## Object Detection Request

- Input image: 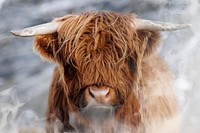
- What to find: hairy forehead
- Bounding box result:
[56,12,138,65]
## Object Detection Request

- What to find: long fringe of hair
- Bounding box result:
[55,12,143,74]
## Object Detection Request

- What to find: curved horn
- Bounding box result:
[135,19,191,31]
[11,22,62,37]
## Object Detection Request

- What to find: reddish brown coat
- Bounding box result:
[34,11,179,133]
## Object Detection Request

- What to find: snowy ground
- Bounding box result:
[0,0,199,133]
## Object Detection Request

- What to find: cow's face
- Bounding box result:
[34,12,160,120]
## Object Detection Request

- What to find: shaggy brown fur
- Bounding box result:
[34,11,179,133]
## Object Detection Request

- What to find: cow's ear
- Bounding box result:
[34,33,58,61]
[137,30,160,57]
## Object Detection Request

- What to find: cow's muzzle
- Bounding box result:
[74,85,117,121]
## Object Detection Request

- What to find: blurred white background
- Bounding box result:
[0,0,199,133]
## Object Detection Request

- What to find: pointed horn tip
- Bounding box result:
[179,23,192,28]
[10,30,34,37]
[10,30,21,36]
[168,23,192,31]
[185,23,192,28]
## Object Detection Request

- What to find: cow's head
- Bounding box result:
[11,11,190,122]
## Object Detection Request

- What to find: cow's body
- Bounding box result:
[11,11,188,133]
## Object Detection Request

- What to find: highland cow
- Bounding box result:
[11,11,190,133]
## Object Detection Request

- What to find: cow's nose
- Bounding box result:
[88,86,110,100]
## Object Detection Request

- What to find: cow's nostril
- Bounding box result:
[89,86,110,98]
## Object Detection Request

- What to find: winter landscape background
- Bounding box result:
[0,0,199,133]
